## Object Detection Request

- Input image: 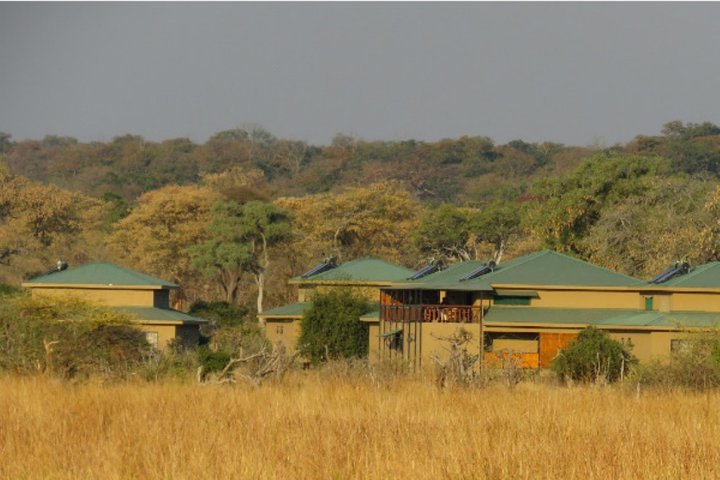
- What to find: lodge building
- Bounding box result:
[22,263,206,349]
[265,250,720,368]
[371,250,720,367]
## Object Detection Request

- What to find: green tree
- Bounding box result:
[415,204,473,263]
[237,201,292,313]
[189,200,291,312]
[468,201,522,263]
[108,185,219,303]
[551,327,637,383]
[523,153,669,253]
[297,288,370,364]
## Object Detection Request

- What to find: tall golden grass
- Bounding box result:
[1,372,719,479]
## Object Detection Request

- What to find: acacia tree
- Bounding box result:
[108,185,219,303]
[189,200,291,313]
[523,153,669,253]
[0,162,106,280]
[189,202,255,304]
[415,204,473,263]
[276,181,422,265]
[415,202,522,265]
[468,201,521,263]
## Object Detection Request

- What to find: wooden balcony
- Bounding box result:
[381,304,481,324]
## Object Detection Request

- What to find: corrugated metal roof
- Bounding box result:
[485,306,720,328]
[290,258,414,283]
[390,251,643,291]
[257,302,311,318]
[360,309,379,321]
[118,306,206,324]
[24,263,178,288]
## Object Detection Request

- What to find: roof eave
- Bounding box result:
[22,282,177,290]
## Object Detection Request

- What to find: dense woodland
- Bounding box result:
[2,120,720,314]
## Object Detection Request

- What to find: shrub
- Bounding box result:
[0,283,21,297]
[0,295,149,378]
[189,300,248,329]
[298,288,371,364]
[634,330,720,390]
[196,346,233,373]
[189,300,259,350]
[551,327,637,383]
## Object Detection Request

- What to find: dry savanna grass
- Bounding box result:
[1,373,719,479]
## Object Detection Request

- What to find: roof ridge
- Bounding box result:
[486,250,547,275]
[25,261,177,287]
[547,251,642,282]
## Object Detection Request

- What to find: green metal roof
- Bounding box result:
[24,263,178,288]
[391,251,642,291]
[257,302,311,318]
[360,309,380,321]
[485,306,720,328]
[290,258,414,283]
[118,307,206,324]
[649,262,720,289]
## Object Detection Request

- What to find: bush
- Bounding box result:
[189,300,248,329]
[0,283,21,297]
[551,327,637,384]
[0,295,149,379]
[298,288,371,364]
[634,330,720,390]
[196,346,233,373]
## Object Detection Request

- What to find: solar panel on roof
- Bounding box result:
[408,263,439,280]
[300,258,337,279]
[649,262,690,284]
[460,261,496,281]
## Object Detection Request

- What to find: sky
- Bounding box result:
[1,3,719,147]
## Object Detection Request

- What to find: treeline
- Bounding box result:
[2,121,720,205]
[2,121,720,312]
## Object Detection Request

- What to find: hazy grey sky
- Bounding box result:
[1,3,719,146]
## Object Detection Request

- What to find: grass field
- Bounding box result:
[1,373,719,479]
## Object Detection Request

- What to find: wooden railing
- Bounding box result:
[381,304,481,323]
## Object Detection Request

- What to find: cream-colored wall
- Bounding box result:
[30,287,155,307]
[138,324,177,350]
[516,290,643,309]
[422,323,482,365]
[368,324,380,362]
[492,338,538,353]
[264,318,302,352]
[670,292,720,312]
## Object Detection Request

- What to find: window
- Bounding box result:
[644,296,654,311]
[671,339,690,354]
[145,331,159,348]
[275,325,284,335]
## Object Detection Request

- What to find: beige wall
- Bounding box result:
[377,321,483,366]
[138,324,177,350]
[264,318,302,352]
[608,331,688,363]
[490,288,720,314]
[670,292,720,312]
[368,323,380,362]
[491,338,538,353]
[507,290,643,309]
[30,287,156,307]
